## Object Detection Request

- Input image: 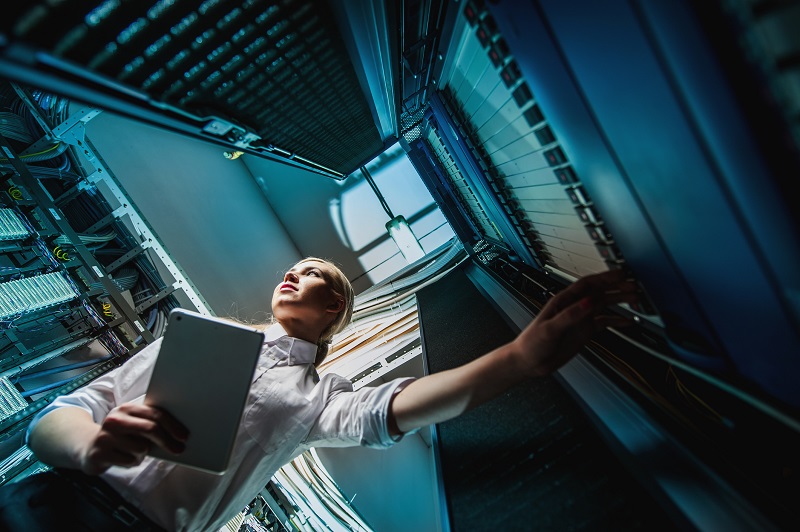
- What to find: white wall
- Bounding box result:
[242,156,376,293]
[83,111,302,320]
[315,431,441,532]
[315,356,443,532]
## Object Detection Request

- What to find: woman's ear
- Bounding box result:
[327,298,345,314]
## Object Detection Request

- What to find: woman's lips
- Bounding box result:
[279,283,297,292]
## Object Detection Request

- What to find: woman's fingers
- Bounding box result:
[118,403,189,442]
[539,269,638,322]
[83,404,189,474]
[82,432,152,475]
[102,404,188,455]
[91,433,150,465]
[514,270,642,376]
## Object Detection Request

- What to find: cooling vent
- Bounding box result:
[2,0,385,175]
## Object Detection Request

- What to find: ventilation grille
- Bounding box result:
[401,104,427,143]
[440,2,623,278]
[0,377,27,421]
[0,209,29,241]
[5,0,384,175]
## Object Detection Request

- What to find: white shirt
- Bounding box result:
[27,324,414,531]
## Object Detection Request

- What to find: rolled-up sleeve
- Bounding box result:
[25,338,164,443]
[305,375,416,449]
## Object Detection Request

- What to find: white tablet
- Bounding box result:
[144,308,264,474]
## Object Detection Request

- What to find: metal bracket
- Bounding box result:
[105,243,148,274]
[135,282,179,314]
[201,119,261,149]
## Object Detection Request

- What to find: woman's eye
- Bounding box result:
[308,271,320,277]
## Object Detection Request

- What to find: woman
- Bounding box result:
[9,257,637,531]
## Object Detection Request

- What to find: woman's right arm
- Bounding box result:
[26,338,187,475]
[29,404,187,475]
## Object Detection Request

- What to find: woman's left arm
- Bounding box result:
[389,269,639,435]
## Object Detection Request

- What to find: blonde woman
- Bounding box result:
[7,257,637,531]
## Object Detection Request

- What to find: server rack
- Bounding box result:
[0,80,210,486]
[400,0,800,530]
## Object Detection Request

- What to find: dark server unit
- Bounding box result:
[1,1,799,530]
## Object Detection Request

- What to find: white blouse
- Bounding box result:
[27,323,414,531]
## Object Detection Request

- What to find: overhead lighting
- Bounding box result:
[386,215,425,263]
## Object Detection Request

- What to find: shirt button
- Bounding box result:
[158,462,165,470]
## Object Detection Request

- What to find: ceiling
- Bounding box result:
[1,0,456,179]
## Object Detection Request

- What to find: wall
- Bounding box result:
[315,356,442,532]
[82,110,302,320]
[241,155,375,292]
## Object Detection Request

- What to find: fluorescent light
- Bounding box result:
[386,215,425,263]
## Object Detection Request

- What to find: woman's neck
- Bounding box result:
[276,318,322,344]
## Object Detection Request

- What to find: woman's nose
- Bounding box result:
[284,271,298,283]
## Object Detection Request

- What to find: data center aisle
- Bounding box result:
[417,264,677,531]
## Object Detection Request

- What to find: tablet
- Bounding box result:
[144,308,264,474]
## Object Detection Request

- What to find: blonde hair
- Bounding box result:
[225,257,354,366]
[298,257,354,365]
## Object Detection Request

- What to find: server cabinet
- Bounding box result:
[402,1,800,529]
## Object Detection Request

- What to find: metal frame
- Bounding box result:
[427,93,538,265]
[0,132,153,345]
[0,51,345,180]
[12,84,212,317]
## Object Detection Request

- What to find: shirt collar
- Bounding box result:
[263,323,317,366]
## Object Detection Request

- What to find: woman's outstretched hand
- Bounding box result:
[390,269,640,435]
[80,403,189,475]
[512,268,639,377]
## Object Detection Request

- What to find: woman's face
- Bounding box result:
[271,260,342,326]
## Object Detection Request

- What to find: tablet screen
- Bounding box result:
[144,309,264,474]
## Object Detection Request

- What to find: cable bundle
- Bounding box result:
[0,112,34,144]
[319,239,465,377]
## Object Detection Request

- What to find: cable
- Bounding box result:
[606,326,800,434]
[0,142,65,162]
[53,230,118,247]
[20,376,76,398]
[3,164,80,181]
[359,166,394,219]
[13,354,114,383]
[0,112,34,143]
[134,306,159,344]
[666,366,725,423]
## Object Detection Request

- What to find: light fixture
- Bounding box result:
[386,215,425,263]
[360,166,426,264]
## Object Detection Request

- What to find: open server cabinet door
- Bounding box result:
[405,0,800,530]
[0,0,398,179]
